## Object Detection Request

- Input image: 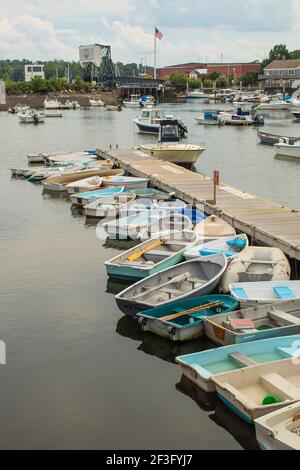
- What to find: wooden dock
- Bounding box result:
[97,148,300,263]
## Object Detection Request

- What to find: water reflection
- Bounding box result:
[176,376,260,450]
[116,315,215,365]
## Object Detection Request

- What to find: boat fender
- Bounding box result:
[167,326,177,336]
[138,317,147,327]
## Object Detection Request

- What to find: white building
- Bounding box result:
[25,64,45,82]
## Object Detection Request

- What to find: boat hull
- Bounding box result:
[275,145,300,158]
[134,122,159,135]
[138,295,237,343]
[137,145,205,166]
[176,336,298,393]
[115,255,228,317]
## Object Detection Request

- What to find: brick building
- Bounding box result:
[149,62,260,80]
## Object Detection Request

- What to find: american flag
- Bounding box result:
[155,27,163,40]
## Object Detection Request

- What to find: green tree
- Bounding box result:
[187,77,201,89]
[168,73,188,89]
[216,75,229,88]
[241,71,259,86]
[202,79,213,88]
[260,44,290,71]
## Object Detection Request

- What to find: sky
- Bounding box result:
[0,0,300,66]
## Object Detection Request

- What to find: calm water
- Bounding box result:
[0,102,299,450]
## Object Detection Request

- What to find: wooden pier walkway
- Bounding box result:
[98,148,300,262]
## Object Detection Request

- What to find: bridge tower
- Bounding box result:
[79,44,115,89]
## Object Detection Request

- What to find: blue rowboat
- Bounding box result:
[69,186,124,205]
[136,294,237,342]
[176,336,300,394]
[175,208,206,225]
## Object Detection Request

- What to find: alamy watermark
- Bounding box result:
[0,80,6,105]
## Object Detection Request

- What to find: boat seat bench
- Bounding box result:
[228,353,258,367]
[269,310,300,326]
[260,373,300,400]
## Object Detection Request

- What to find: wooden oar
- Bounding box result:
[128,239,165,262]
[131,272,191,301]
[161,302,223,322]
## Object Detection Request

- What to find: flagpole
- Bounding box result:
[154,26,157,79]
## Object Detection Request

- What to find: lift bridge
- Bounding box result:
[79,44,164,92]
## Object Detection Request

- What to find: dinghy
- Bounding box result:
[184,234,249,261]
[66,176,103,194]
[257,130,299,146]
[151,199,187,212]
[102,176,149,190]
[137,295,237,342]
[212,359,300,424]
[127,188,173,200]
[43,169,123,192]
[221,247,291,293]
[70,186,124,206]
[102,210,166,240]
[229,281,300,308]
[126,198,154,215]
[274,140,300,159]
[194,215,236,239]
[175,208,205,226]
[139,214,193,241]
[115,255,228,317]
[27,150,71,164]
[105,231,199,281]
[255,402,300,450]
[84,193,136,219]
[176,336,299,394]
[204,299,300,346]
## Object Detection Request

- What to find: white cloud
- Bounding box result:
[0,1,299,64]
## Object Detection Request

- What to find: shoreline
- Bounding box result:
[0,91,118,111]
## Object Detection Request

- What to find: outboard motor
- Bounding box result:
[72,103,76,110]
[33,113,39,124]
[178,120,188,138]
[253,113,264,127]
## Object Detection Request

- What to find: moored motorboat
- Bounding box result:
[105,231,199,280]
[187,90,210,100]
[89,99,105,107]
[195,112,219,125]
[255,402,300,450]
[194,215,236,239]
[44,95,60,109]
[123,95,141,108]
[229,281,300,308]
[134,108,187,136]
[115,255,228,317]
[212,359,300,424]
[43,169,122,192]
[176,336,299,393]
[18,109,44,124]
[221,247,291,293]
[204,299,300,346]
[84,193,136,219]
[137,294,237,342]
[137,119,202,169]
[184,234,249,261]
